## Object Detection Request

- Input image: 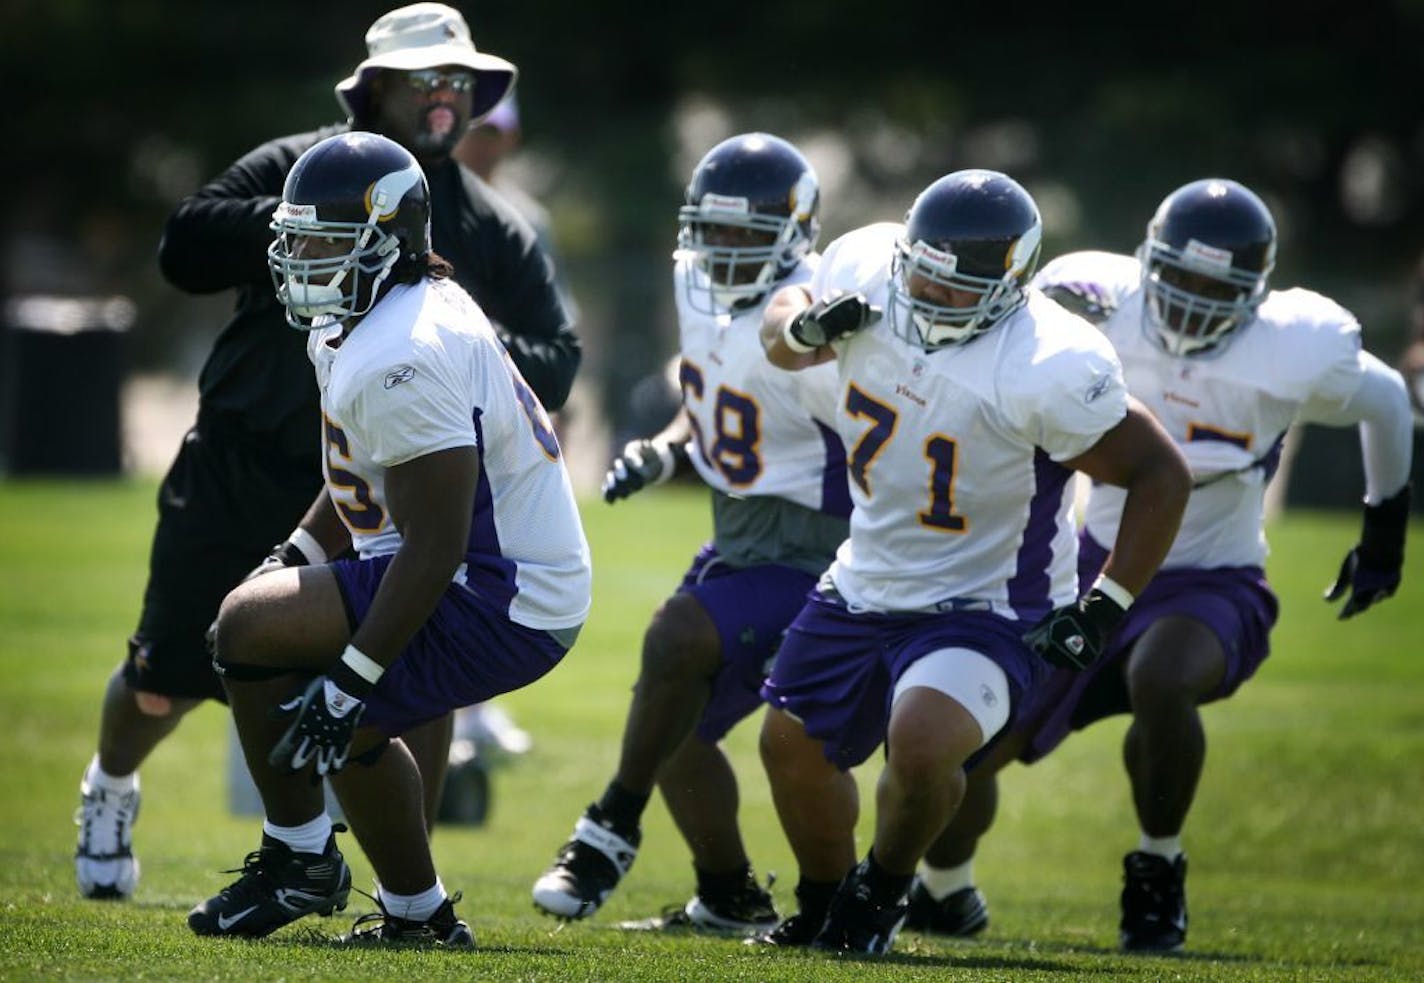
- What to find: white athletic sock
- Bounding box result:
[378,879,446,922]
[85,754,137,794]
[1138,833,1183,861]
[263,814,333,855]
[916,859,974,900]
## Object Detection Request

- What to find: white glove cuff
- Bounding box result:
[649,441,678,485]
[781,312,818,353]
[1092,573,1135,610]
[339,644,384,685]
[287,527,328,566]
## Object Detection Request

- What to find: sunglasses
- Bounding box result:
[404,68,476,93]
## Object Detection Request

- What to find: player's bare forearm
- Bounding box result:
[1067,401,1191,596]
[297,490,352,562]
[650,407,695,449]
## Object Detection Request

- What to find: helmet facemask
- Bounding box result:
[676,186,814,315]
[268,160,424,330]
[1140,235,1272,357]
[888,228,1041,350]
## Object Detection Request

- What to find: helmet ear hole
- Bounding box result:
[268,132,432,329]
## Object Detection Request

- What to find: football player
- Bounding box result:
[186,132,591,946]
[910,178,1413,953]
[532,133,849,935]
[752,170,1192,954]
[73,3,579,902]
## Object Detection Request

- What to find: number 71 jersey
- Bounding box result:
[814,224,1129,618]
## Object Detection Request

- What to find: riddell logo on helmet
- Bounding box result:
[1181,239,1232,274]
[701,194,749,215]
[276,203,318,222]
[911,241,957,273]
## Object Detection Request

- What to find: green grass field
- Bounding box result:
[1,479,1421,981]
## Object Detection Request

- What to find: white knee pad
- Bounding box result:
[892,648,1011,751]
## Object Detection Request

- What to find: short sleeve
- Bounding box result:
[1305,318,1366,411]
[347,343,477,468]
[1007,338,1129,462]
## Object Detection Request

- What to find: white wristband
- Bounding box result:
[339,644,384,685]
[781,312,818,353]
[650,441,678,485]
[1092,573,1135,609]
[287,527,328,566]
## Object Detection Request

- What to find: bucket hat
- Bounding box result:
[336,3,517,123]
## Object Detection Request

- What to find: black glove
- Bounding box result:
[1324,483,1410,620]
[602,439,680,503]
[268,671,371,780]
[785,292,882,350]
[1023,587,1128,671]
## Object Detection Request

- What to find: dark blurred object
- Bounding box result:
[437,739,493,826]
[1,295,134,476]
[1283,424,1424,513]
[1400,254,1424,420]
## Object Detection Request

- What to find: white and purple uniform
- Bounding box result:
[761,224,1129,769]
[309,277,591,734]
[1020,250,1393,761]
[669,253,851,741]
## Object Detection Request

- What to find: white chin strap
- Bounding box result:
[286,267,351,317]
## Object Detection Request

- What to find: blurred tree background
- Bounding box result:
[4,0,1423,464]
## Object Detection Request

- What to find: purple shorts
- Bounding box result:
[760,588,1044,771]
[1017,533,1279,764]
[331,553,573,736]
[678,545,819,743]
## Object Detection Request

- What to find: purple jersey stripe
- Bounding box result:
[462,408,518,615]
[1006,448,1072,619]
[1260,431,1287,482]
[817,420,853,518]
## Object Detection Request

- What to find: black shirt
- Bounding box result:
[157,123,580,463]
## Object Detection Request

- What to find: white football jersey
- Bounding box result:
[308,278,592,630]
[672,253,847,514]
[1059,251,1367,569]
[811,225,1130,617]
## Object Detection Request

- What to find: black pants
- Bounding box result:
[122,420,322,701]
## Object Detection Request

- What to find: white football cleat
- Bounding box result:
[75,771,141,899]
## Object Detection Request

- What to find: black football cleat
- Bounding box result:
[1119,850,1187,953]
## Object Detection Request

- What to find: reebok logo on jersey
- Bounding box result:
[1084,374,1113,403]
[384,365,416,389]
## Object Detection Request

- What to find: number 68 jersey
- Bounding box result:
[812,224,1129,618]
[673,252,850,517]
